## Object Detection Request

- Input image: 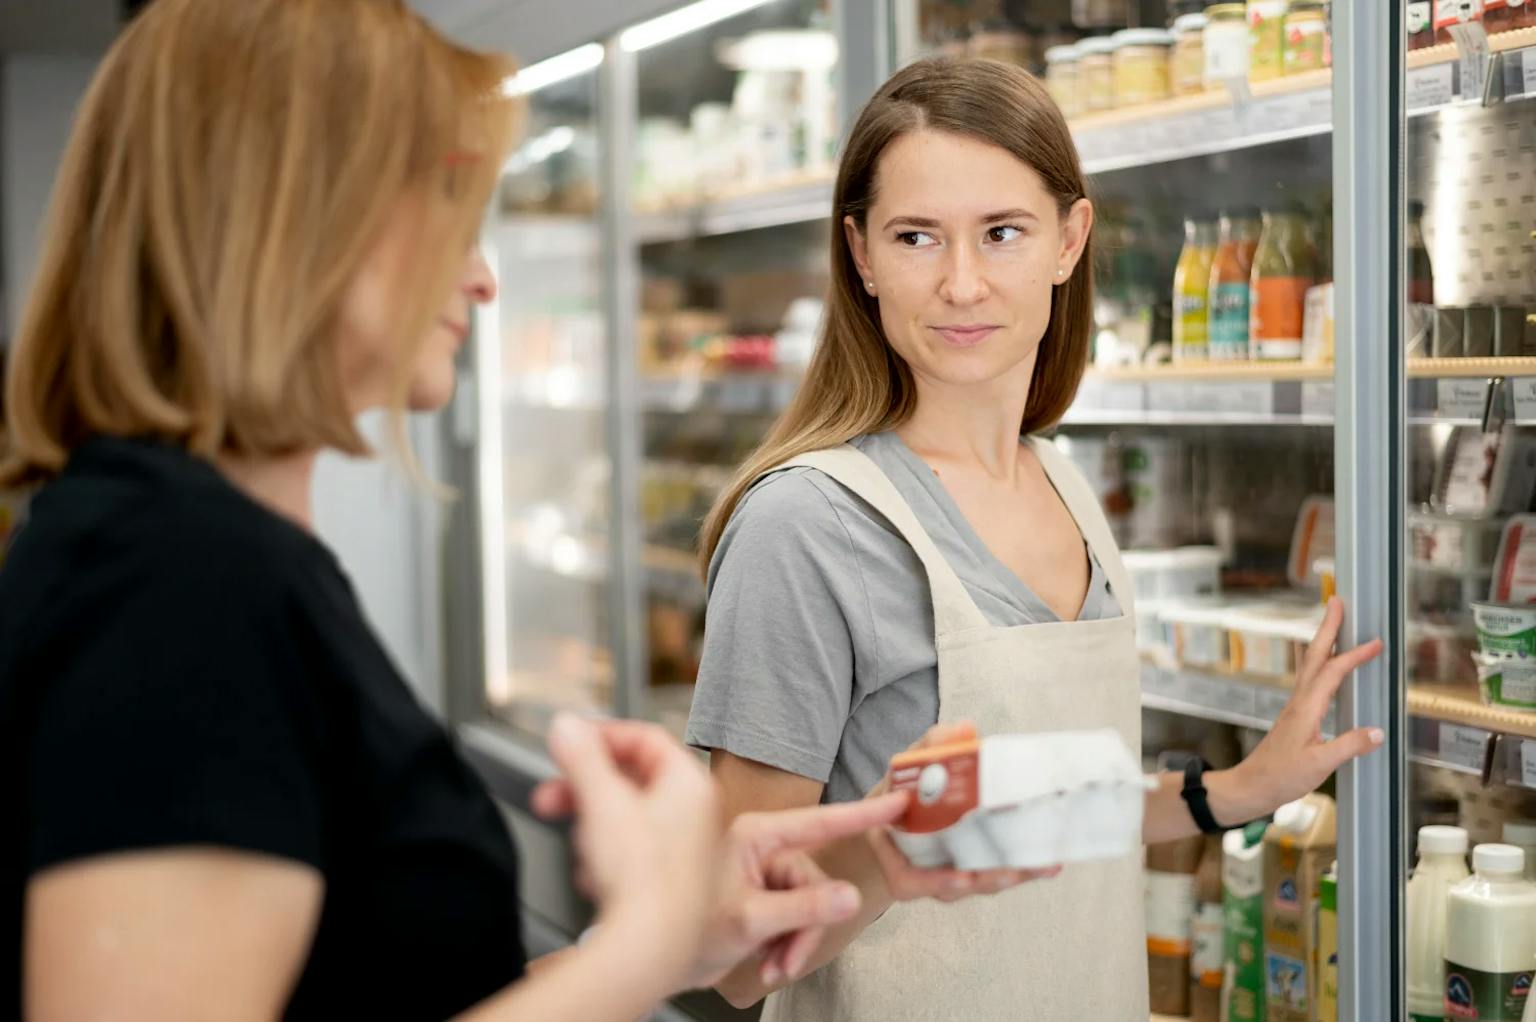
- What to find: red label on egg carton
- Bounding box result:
[888,740,981,835]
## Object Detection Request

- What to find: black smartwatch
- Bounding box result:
[1180,758,1227,835]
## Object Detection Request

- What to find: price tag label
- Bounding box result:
[1521,740,1536,788]
[1407,63,1455,111]
[1215,382,1276,417]
[1182,382,1227,414]
[1302,381,1336,419]
[1439,723,1491,773]
[1437,378,1490,420]
[1511,378,1536,421]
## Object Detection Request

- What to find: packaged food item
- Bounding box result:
[1227,603,1323,677]
[1494,307,1533,357]
[1250,206,1318,361]
[1409,0,1438,46]
[1247,0,1288,81]
[1191,835,1226,1022]
[1112,28,1175,106]
[1162,600,1236,668]
[1263,793,1337,1022]
[1174,218,1219,361]
[1173,13,1209,94]
[1410,201,1435,306]
[1078,35,1118,111]
[886,730,1153,871]
[1123,547,1223,603]
[1436,0,1485,44]
[1444,844,1536,1021]
[1492,516,1536,604]
[1302,282,1336,363]
[1409,826,1473,1021]
[1283,0,1328,74]
[1044,44,1083,117]
[1224,821,1269,1022]
[1410,513,1506,573]
[1503,822,1536,883]
[1315,556,1337,602]
[1471,603,1536,657]
[1409,620,1479,686]
[1468,306,1497,359]
[1318,862,1339,1022]
[1209,209,1262,360]
[1204,3,1251,82]
[1148,816,1206,1016]
[1436,428,1536,518]
[1289,495,1336,590]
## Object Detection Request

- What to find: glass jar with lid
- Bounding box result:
[1282,0,1328,74]
[1202,3,1249,83]
[1172,13,1208,95]
[1111,28,1175,107]
[1044,45,1085,118]
[1078,35,1118,112]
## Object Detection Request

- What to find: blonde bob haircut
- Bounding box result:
[1,0,519,487]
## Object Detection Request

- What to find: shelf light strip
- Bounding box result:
[504,43,604,97]
[620,0,775,52]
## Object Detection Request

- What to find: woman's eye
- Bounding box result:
[987,225,1023,243]
[896,231,936,247]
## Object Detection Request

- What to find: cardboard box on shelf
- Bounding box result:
[1263,793,1337,1022]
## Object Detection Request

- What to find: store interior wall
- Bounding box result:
[409,0,681,62]
[0,12,447,713]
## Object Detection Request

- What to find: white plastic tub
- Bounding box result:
[1122,547,1223,604]
[1159,600,1236,669]
[1226,602,1323,678]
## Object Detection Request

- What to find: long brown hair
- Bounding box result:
[699,57,1095,574]
[1,0,518,486]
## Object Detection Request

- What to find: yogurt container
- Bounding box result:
[1472,603,1536,658]
[1475,653,1536,710]
[887,731,1154,871]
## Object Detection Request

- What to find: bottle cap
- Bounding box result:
[1419,825,1469,856]
[1273,799,1318,835]
[1473,843,1525,876]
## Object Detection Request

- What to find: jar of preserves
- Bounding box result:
[1247,0,1287,81]
[1112,28,1175,106]
[1173,13,1208,94]
[1283,0,1328,74]
[1078,35,1118,111]
[1044,45,1085,117]
[1203,4,1250,82]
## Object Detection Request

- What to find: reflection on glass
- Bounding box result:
[479,66,612,736]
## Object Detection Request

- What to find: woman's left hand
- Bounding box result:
[1218,597,1385,823]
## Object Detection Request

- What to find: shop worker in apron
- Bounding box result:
[686,57,1384,1020]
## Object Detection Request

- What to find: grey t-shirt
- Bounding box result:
[686,431,1122,805]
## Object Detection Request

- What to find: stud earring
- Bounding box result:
[866,281,876,292]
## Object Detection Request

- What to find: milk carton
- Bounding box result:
[1223,820,1268,1022]
[1263,794,1337,1022]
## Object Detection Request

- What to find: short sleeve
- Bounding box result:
[686,471,873,784]
[23,539,327,876]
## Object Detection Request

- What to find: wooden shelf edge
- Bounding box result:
[1410,683,1536,740]
[1089,361,1334,383]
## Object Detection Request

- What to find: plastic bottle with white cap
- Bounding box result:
[1503,821,1536,882]
[1406,826,1470,1021]
[1444,844,1536,1021]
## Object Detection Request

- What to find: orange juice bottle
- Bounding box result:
[1250,205,1317,361]
[1208,209,1261,360]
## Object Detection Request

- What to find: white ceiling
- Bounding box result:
[408,0,684,62]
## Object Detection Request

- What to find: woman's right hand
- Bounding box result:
[867,722,1061,904]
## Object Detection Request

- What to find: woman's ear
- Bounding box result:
[1057,198,1094,280]
[843,215,875,290]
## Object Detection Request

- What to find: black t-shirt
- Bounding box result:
[0,437,526,1019]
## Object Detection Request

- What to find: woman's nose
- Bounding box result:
[465,247,498,304]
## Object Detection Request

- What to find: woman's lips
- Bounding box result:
[932,325,998,348]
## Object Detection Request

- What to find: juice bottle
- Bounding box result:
[1408,826,1471,1021]
[1250,205,1318,361]
[1173,218,1218,362]
[1208,210,1262,361]
[1444,844,1536,1021]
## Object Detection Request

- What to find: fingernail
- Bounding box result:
[1369,728,1385,745]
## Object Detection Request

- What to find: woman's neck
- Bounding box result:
[896,349,1037,480]
[214,450,320,531]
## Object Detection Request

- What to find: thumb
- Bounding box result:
[547,714,629,809]
[1319,725,1386,775]
[740,880,862,944]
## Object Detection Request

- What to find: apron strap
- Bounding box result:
[778,447,991,637]
[1028,436,1137,618]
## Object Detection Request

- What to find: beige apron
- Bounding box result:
[759,436,1149,1022]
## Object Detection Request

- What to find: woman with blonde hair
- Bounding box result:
[0,1,909,1018]
[687,57,1383,1019]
